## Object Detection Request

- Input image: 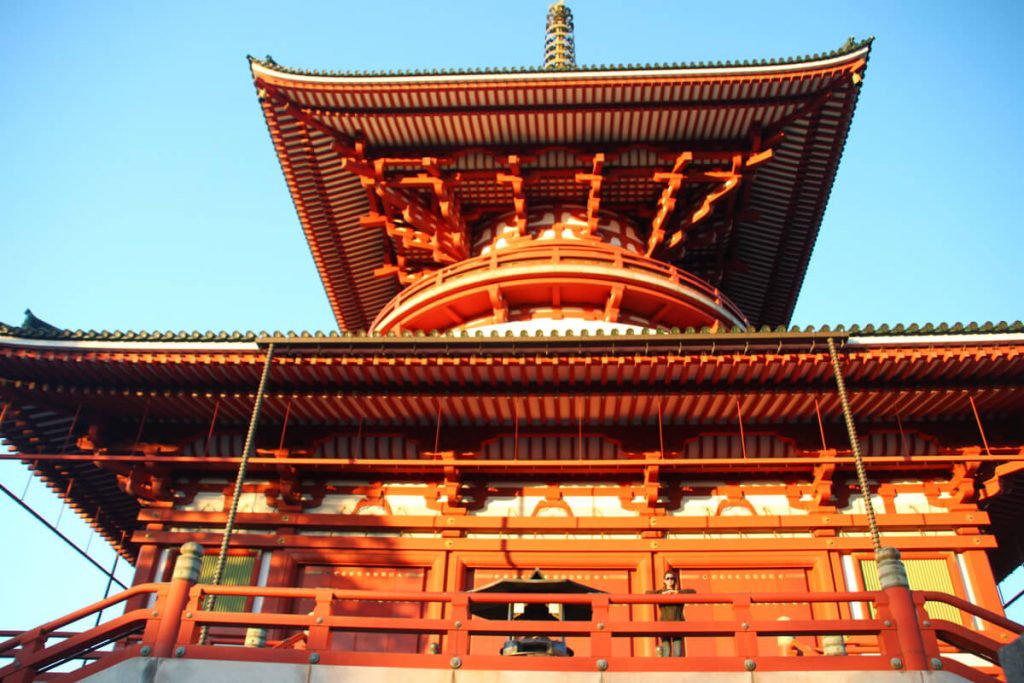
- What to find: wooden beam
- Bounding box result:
[646,152,692,255]
[576,153,605,234]
[660,148,776,258]
[496,155,527,235]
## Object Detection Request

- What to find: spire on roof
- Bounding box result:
[544,1,576,71]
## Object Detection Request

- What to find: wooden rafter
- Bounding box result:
[261,80,472,284]
[257,58,868,137]
[368,142,767,167]
[762,64,866,140]
[255,80,358,156]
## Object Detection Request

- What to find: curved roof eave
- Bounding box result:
[2,320,1023,353]
[248,41,873,85]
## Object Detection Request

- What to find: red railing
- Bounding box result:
[0,577,1019,682]
[371,239,749,332]
[0,582,167,682]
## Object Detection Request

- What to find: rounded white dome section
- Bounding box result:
[473,205,644,256]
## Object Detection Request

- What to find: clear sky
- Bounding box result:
[1,0,1022,632]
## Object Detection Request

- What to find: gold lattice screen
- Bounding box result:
[860,558,962,624]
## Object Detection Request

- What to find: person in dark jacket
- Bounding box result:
[649,571,696,656]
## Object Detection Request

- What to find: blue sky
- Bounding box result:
[1,0,1022,631]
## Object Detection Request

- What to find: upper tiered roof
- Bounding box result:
[250,39,871,331]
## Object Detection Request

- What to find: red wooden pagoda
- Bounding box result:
[1,4,1023,681]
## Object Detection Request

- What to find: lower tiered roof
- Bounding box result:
[1,321,1022,577]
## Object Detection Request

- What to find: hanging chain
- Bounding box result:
[198,343,276,645]
[826,337,882,553]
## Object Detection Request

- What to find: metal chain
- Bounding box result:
[198,343,275,645]
[826,337,882,552]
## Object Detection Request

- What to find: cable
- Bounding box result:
[198,343,275,645]
[0,482,127,589]
[826,337,882,553]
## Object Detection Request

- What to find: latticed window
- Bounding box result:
[859,557,962,624]
[197,553,258,612]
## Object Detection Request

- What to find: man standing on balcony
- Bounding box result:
[651,570,696,656]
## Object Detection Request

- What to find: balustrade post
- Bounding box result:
[877,547,928,670]
[591,595,612,658]
[7,628,45,683]
[140,585,168,644]
[732,595,758,658]
[306,589,333,652]
[176,588,204,647]
[912,591,943,661]
[447,594,469,656]
[152,542,203,658]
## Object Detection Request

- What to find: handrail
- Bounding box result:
[0,582,165,683]
[2,580,1019,682]
[371,239,748,330]
[917,591,1023,635]
[181,585,882,606]
[0,583,161,655]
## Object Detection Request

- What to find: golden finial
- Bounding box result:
[544,1,576,71]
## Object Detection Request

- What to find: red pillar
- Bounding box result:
[152,542,203,658]
[877,546,928,671]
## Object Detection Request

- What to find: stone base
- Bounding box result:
[82,658,978,683]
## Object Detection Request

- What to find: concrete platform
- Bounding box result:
[82,658,976,683]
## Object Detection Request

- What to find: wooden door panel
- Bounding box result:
[299,566,428,653]
[679,568,811,656]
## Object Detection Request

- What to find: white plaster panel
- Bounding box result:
[588,495,636,517]
[744,494,802,516]
[475,496,523,517]
[839,492,887,515]
[475,494,637,518]
[234,492,276,514]
[302,494,346,514]
[677,495,722,516]
[386,494,437,516]
[891,491,942,514]
[179,492,224,512]
[334,494,371,515]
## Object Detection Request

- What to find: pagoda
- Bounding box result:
[1,4,1022,681]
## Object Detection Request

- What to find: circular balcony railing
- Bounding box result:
[371,240,748,334]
